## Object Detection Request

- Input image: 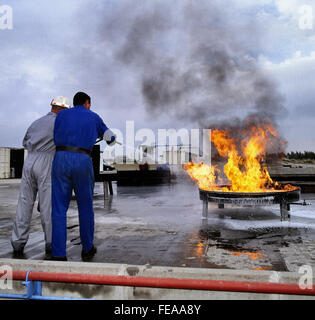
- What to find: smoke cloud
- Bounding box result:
[99,1,285,133]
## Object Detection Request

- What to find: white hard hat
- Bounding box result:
[51,96,71,109]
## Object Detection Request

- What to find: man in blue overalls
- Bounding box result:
[51,92,116,261]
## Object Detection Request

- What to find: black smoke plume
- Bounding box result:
[100,0,287,153]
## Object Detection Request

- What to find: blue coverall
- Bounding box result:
[51,105,113,257]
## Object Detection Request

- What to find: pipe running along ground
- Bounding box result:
[1,270,314,296]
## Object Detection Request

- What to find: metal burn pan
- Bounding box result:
[199,187,301,221]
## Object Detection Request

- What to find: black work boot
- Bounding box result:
[48,256,68,261]
[45,243,52,258]
[81,245,97,261]
[12,248,25,259]
[45,243,52,255]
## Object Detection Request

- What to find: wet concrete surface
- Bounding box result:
[1,177,315,272]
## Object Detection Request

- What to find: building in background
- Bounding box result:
[0,147,26,179]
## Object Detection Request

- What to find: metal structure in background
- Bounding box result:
[91,145,116,201]
[200,187,301,221]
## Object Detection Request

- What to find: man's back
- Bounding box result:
[23,112,56,154]
[54,105,108,151]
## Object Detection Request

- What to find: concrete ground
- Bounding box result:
[1,177,315,273]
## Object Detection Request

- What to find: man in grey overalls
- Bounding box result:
[11,96,71,258]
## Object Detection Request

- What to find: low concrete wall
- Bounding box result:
[0,259,314,300]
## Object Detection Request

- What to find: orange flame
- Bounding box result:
[184,122,296,193]
[229,250,263,261]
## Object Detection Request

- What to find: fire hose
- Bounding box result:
[1,270,315,296]
[95,138,122,145]
[95,138,142,159]
[96,139,138,153]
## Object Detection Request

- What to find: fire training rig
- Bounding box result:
[199,187,301,221]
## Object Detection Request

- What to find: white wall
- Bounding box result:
[0,148,10,179]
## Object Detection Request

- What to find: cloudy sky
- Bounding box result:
[0,0,314,152]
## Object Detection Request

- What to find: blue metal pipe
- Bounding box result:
[0,269,91,300]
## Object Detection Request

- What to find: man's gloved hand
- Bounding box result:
[107,134,117,146]
[103,129,117,146]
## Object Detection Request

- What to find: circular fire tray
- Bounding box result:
[199,187,301,221]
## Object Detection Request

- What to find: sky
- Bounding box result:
[0,0,314,152]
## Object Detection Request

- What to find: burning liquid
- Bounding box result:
[184,123,296,193]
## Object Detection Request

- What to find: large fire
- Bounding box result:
[184,122,296,193]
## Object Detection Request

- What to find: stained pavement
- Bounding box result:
[1,178,315,272]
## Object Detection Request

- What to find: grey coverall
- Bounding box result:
[11,112,57,252]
